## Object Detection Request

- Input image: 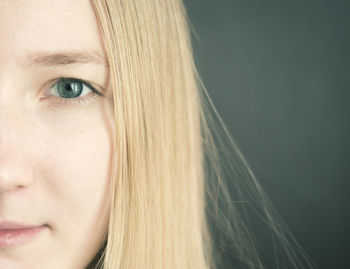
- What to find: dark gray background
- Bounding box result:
[183,0,349,268]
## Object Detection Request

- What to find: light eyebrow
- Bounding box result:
[26,50,109,67]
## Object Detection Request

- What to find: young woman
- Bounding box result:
[0,0,315,268]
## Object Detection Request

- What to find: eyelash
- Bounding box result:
[45,77,104,107]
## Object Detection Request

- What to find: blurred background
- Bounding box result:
[183,0,349,268]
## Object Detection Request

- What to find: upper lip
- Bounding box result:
[0,221,45,230]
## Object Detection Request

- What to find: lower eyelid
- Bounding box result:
[41,90,101,108]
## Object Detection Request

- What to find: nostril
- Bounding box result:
[0,158,34,193]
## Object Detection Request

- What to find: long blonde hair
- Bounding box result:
[90,0,316,268]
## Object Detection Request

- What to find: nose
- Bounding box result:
[0,156,34,193]
[0,108,34,193]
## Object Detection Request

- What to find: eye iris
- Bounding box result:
[57,79,83,98]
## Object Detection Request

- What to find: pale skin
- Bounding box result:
[0,0,113,268]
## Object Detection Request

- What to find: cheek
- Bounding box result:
[33,103,114,231]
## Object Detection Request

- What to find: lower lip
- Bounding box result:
[0,226,47,248]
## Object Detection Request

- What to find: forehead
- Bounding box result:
[0,0,104,59]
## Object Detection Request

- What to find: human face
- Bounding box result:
[0,0,113,268]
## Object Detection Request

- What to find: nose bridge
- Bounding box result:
[0,60,28,99]
[0,101,34,192]
[0,99,24,142]
[0,69,24,124]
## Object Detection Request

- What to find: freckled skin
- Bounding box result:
[0,1,114,268]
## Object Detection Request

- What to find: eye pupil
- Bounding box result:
[57,79,83,98]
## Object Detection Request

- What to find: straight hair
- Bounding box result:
[90,0,317,268]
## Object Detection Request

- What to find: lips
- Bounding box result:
[0,222,48,247]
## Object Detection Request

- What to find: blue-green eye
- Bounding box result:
[50,78,97,99]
